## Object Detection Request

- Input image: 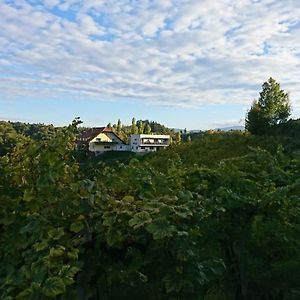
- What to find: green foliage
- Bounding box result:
[131,117,139,134]
[137,120,145,134]
[269,118,300,139]
[1,120,300,299]
[144,123,151,134]
[146,120,171,134]
[130,118,172,135]
[12,121,57,140]
[117,119,122,135]
[0,122,29,156]
[0,120,82,299]
[172,131,182,144]
[42,277,66,297]
[246,78,291,134]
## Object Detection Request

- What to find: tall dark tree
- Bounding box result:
[131,117,138,134]
[137,121,145,134]
[172,131,181,144]
[245,78,291,134]
[116,119,122,135]
[144,123,151,134]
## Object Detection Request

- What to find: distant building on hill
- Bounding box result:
[130,134,170,153]
[77,128,170,155]
[77,127,129,155]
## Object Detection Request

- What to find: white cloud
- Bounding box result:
[43,0,61,8]
[77,14,106,35]
[0,0,299,110]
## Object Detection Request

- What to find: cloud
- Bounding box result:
[0,0,299,109]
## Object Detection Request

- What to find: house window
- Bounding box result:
[120,146,122,149]
[136,146,138,149]
[141,146,145,149]
[104,146,111,149]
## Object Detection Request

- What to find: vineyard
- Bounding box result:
[0,121,300,299]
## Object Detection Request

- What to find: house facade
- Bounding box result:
[78,128,171,155]
[77,127,129,155]
[130,134,170,153]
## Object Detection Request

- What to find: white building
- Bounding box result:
[78,128,171,155]
[130,134,170,153]
[77,127,130,155]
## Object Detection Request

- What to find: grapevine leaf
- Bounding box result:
[146,219,177,239]
[42,277,66,297]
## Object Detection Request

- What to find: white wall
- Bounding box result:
[130,134,170,152]
[130,134,141,152]
[89,132,130,155]
[89,143,113,154]
[113,144,131,151]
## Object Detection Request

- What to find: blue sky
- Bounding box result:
[0,0,300,130]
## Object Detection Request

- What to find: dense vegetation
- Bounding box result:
[1,116,300,299]
[107,118,180,144]
[0,121,60,156]
[246,78,291,135]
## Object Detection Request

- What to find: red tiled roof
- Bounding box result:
[77,127,111,143]
[77,127,127,145]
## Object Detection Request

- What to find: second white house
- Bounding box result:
[130,134,170,153]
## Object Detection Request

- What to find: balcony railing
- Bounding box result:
[140,140,169,145]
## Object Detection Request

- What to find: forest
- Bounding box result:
[0,78,300,299]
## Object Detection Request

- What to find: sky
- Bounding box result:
[0,0,300,130]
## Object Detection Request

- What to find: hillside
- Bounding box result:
[1,122,299,299]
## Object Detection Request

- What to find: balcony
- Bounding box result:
[140,139,169,146]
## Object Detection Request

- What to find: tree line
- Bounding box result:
[106,118,182,145]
